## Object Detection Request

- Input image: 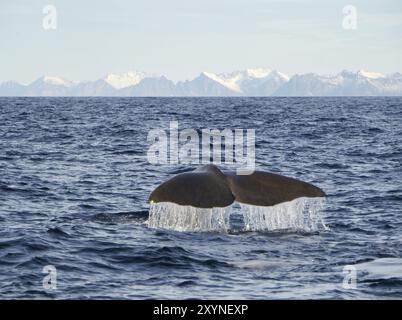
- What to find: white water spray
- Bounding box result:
[241,197,327,232]
[148,197,327,233]
[148,202,231,232]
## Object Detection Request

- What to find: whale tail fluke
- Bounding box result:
[148,165,325,208]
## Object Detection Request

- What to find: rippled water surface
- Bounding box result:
[0,97,401,299]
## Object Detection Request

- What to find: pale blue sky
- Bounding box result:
[1,0,401,83]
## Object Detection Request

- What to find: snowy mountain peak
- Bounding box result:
[391,72,402,79]
[339,70,386,79]
[201,71,243,92]
[357,70,385,79]
[245,68,272,78]
[104,71,148,89]
[201,68,289,93]
[41,76,75,87]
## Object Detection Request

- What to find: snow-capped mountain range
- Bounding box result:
[1,69,401,96]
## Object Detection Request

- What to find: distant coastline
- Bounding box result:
[1,69,402,97]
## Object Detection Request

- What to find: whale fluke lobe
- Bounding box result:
[226,171,326,207]
[148,165,235,208]
[148,164,325,208]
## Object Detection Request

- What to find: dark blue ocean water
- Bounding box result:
[0,97,401,299]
